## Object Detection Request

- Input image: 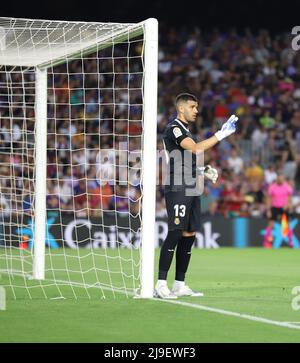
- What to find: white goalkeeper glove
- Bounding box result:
[198,165,218,184]
[214,114,239,141]
[204,165,218,184]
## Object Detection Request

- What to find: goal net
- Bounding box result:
[0,17,158,299]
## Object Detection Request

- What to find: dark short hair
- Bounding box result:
[175,93,198,107]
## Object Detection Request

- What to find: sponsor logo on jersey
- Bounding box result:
[173,127,182,138]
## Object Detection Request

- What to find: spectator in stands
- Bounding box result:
[245,157,264,184]
[3,26,300,220]
[264,164,278,185]
[221,180,247,217]
[0,182,10,217]
[259,110,276,129]
[281,129,298,180]
[251,124,268,152]
[203,200,222,218]
[227,147,244,175]
[46,195,60,210]
[291,188,300,218]
[246,180,266,217]
[53,179,73,208]
[74,179,88,213]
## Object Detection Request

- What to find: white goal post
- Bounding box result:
[0,17,158,299]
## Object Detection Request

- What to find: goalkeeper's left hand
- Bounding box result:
[214,114,238,141]
[204,165,218,184]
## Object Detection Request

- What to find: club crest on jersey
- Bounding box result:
[173,127,182,138]
[174,217,180,225]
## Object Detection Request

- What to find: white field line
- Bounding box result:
[65,280,300,331]
[153,298,300,331]
[283,322,300,325]
[4,273,300,331]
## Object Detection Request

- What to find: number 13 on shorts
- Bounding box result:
[174,204,186,217]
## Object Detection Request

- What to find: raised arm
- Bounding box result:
[180,115,238,154]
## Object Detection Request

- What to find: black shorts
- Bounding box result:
[165,190,201,232]
[270,207,289,222]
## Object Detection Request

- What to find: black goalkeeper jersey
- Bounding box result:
[162,118,198,192]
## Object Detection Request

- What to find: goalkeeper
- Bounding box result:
[155,93,238,299]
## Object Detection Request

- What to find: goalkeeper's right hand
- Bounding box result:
[214,115,239,141]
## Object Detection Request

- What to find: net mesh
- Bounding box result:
[0,17,146,299]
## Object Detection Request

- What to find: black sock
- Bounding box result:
[175,235,195,281]
[158,229,182,280]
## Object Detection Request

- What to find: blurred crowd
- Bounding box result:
[156,26,300,218]
[2,26,300,219]
[0,41,144,218]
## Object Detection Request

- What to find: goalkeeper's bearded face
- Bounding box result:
[180,100,198,122]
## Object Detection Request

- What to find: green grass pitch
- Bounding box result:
[0,248,300,342]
